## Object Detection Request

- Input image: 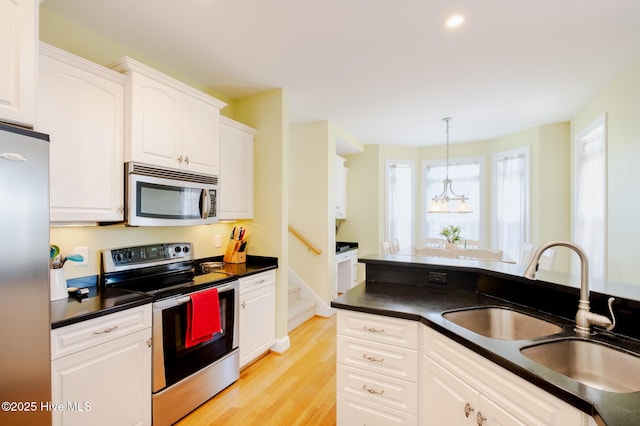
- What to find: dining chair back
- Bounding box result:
[423,238,445,248]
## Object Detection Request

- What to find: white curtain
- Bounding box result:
[574,121,606,280]
[494,151,528,262]
[424,161,480,242]
[386,161,414,253]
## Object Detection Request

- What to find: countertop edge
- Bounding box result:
[51,294,153,330]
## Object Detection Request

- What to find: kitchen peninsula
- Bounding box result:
[331,254,640,426]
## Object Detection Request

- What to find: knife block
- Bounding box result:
[223,240,246,264]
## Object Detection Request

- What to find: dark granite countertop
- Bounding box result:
[336,241,358,254]
[50,276,152,330]
[331,254,640,426]
[52,255,278,329]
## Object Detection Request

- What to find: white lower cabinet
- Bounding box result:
[337,310,419,425]
[422,325,594,426]
[51,305,152,426]
[239,270,276,368]
[336,311,597,425]
[336,249,358,294]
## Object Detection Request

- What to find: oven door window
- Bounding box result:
[161,289,235,388]
[137,182,204,219]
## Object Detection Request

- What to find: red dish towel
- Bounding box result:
[185,288,222,348]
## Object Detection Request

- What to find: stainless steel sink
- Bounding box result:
[521,339,640,393]
[443,307,563,340]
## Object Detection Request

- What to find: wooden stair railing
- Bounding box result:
[288,225,322,255]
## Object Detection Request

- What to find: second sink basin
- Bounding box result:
[521,339,640,393]
[443,307,563,340]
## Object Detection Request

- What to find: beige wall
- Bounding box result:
[338,145,383,258]
[289,122,335,300]
[235,89,290,340]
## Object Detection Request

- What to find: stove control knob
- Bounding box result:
[174,246,182,254]
[125,250,134,260]
[114,253,123,262]
[183,246,190,253]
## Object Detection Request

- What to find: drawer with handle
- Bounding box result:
[337,391,418,426]
[239,270,275,295]
[337,310,418,349]
[51,304,151,360]
[337,335,419,381]
[337,364,419,415]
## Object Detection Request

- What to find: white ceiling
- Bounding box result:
[42,0,640,147]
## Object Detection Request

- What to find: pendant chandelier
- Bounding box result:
[428,117,472,213]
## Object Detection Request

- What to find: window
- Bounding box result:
[574,115,606,280]
[423,158,481,243]
[385,160,415,253]
[493,147,530,262]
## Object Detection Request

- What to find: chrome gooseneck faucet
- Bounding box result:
[523,241,615,335]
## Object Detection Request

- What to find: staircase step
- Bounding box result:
[287,286,300,309]
[288,299,315,332]
[288,282,301,297]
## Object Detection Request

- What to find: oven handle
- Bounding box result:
[154,284,234,309]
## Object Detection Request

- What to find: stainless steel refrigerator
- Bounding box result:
[0,122,51,425]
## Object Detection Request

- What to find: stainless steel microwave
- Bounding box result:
[125,162,218,226]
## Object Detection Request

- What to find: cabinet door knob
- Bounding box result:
[363,326,385,333]
[178,155,183,163]
[241,301,246,309]
[185,156,190,164]
[464,402,474,417]
[477,412,487,426]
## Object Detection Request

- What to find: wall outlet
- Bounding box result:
[214,235,222,248]
[74,246,89,266]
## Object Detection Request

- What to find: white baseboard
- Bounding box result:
[270,335,290,354]
[315,304,336,318]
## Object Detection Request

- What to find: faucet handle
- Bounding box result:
[582,297,616,333]
[605,297,616,331]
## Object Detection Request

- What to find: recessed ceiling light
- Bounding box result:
[445,14,465,29]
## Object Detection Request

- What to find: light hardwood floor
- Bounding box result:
[177,315,337,426]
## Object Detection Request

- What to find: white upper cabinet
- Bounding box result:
[0,0,37,127]
[38,43,126,223]
[110,57,226,176]
[219,116,255,220]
